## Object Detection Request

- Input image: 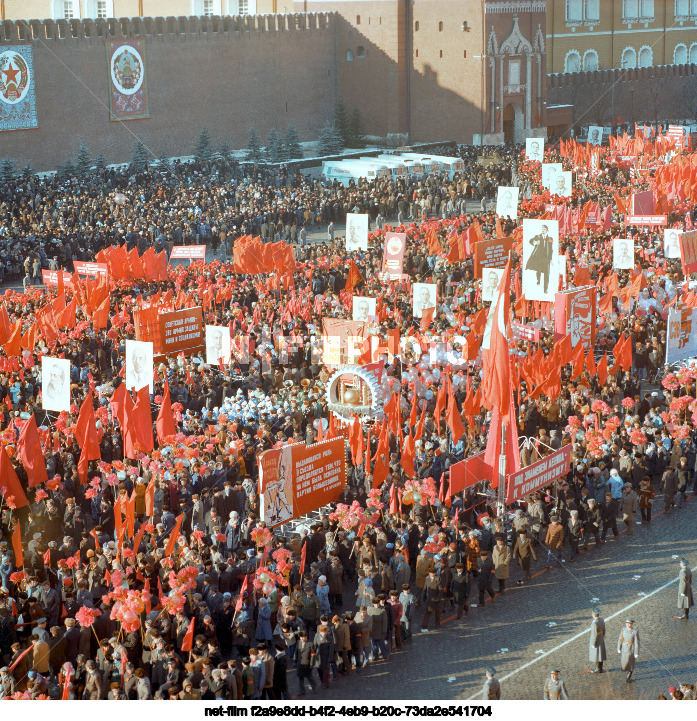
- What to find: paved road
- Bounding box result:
[294,492,697,701]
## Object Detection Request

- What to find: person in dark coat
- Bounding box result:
[313,624,334,689]
[272,643,289,699]
[477,551,496,605]
[450,563,469,619]
[420,569,443,631]
[295,630,316,695]
[588,609,606,673]
[677,558,693,620]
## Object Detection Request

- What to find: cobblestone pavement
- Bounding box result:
[290,491,697,701]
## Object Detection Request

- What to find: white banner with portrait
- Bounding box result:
[664,228,683,259]
[205,325,232,365]
[522,219,559,302]
[345,213,369,252]
[41,356,71,412]
[125,339,154,393]
[541,163,562,190]
[496,186,519,219]
[526,138,544,162]
[412,283,437,319]
[666,306,697,365]
[552,171,573,198]
[482,267,505,303]
[613,238,635,270]
[352,296,376,323]
[587,126,603,146]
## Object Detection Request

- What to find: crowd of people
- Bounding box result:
[0,131,695,701]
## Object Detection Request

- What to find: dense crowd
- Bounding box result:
[0,134,695,701]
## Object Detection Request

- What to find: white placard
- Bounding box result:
[526,137,544,162]
[352,296,376,323]
[613,238,635,270]
[587,126,603,146]
[205,325,232,365]
[345,213,369,251]
[552,171,573,198]
[541,163,562,190]
[412,283,437,319]
[482,267,505,303]
[41,356,71,412]
[666,306,697,365]
[125,339,154,393]
[496,186,519,219]
[664,228,682,259]
[522,219,559,302]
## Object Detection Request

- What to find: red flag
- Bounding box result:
[597,353,608,386]
[400,432,415,478]
[235,575,249,613]
[164,513,184,556]
[585,349,597,377]
[130,386,154,454]
[145,479,155,517]
[126,490,136,540]
[16,414,48,488]
[43,548,51,566]
[182,616,196,652]
[419,305,434,332]
[0,445,28,508]
[156,379,176,443]
[345,261,364,294]
[480,257,511,419]
[299,543,307,578]
[92,295,110,330]
[9,645,32,673]
[483,390,520,489]
[446,383,466,443]
[389,483,399,515]
[62,662,72,700]
[618,334,633,372]
[76,393,101,484]
[11,521,23,567]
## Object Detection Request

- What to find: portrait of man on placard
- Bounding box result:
[125,339,154,393]
[352,296,376,323]
[526,137,544,162]
[588,126,603,146]
[664,229,682,259]
[41,356,71,412]
[412,282,437,318]
[523,219,559,302]
[267,446,294,526]
[496,186,519,219]
[345,213,369,252]
[482,267,504,303]
[554,171,573,198]
[541,163,562,190]
[206,325,231,365]
[613,239,634,270]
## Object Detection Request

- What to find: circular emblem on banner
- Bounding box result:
[110,45,144,96]
[386,236,404,256]
[0,50,31,105]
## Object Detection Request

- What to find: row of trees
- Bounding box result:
[0,102,368,183]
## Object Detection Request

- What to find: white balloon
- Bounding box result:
[114,192,127,205]
[432,368,441,380]
[425,389,434,400]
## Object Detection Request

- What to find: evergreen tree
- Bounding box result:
[265,128,284,163]
[129,140,149,174]
[95,153,108,174]
[217,141,233,164]
[21,163,35,182]
[283,124,302,160]
[334,101,349,145]
[156,152,171,171]
[74,142,92,178]
[0,158,16,184]
[194,126,213,163]
[246,128,262,163]
[347,109,365,149]
[318,122,344,156]
[58,159,75,182]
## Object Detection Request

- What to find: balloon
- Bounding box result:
[412,491,422,504]
[432,368,441,380]
[114,192,127,205]
[122,609,137,623]
[425,390,434,400]
[259,572,270,583]
[402,490,414,504]
[262,581,275,595]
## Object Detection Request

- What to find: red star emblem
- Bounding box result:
[3,62,19,86]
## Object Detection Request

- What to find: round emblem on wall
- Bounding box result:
[0,50,31,105]
[111,45,144,96]
[386,236,404,256]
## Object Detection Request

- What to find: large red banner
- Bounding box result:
[73,261,108,277]
[258,438,346,528]
[505,444,571,504]
[474,237,512,277]
[159,307,204,356]
[41,270,73,287]
[554,286,596,352]
[630,190,654,215]
[680,230,697,275]
[170,245,207,260]
[381,232,406,278]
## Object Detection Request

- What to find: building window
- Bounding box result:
[674,43,688,64]
[566,0,582,21]
[194,0,224,14]
[690,43,697,63]
[439,21,444,31]
[237,0,249,15]
[415,49,419,58]
[584,0,599,20]
[63,0,75,18]
[463,49,467,58]
[623,0,638,19]
[356,14,360,24]
[564,50,581,73]
[675,0,688,15]
[621,46,637,68]
[583,49,599,71]
[346,50,354,62]
[508,58,520,84]
[639,0,654,18]
[356,46,365,58]
[203,0,215,14]
[414,21,419,31]
[638,45,653,66]
[439,49,443,58]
